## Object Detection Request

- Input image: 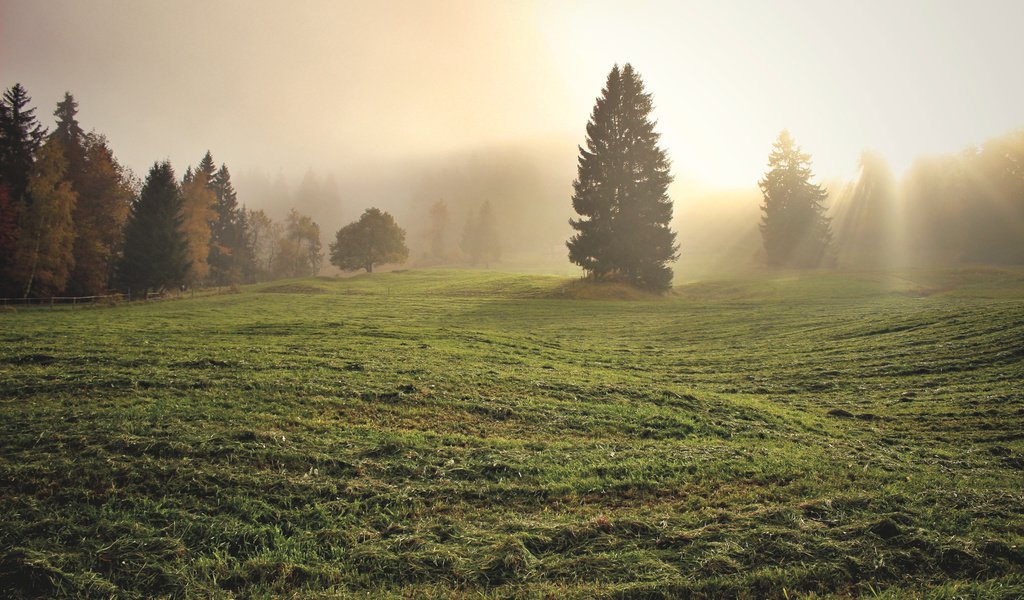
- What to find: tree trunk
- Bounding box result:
[366,263,373,273]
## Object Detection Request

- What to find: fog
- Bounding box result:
[3,0,1024,272]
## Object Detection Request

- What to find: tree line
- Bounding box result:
[0,84,410,298]
[568,64,1024,291]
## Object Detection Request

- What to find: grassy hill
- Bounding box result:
[1,268,1023,598]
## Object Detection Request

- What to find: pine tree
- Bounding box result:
[0,84,47,204]
[117,161,190,294]
[759,130,832,267]
[0,84,46,293]
[567,64,678,291]
[195,151,216,182]
[10,138,77,297]
[208,163,246,285]
[51,92,87,181]
[330,208,408,273]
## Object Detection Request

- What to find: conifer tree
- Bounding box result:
[0,84,46,293]
[759,130,832,267]
[51,93,87,180]
[330,208,408,273]
[208,163,247,285]
[0,84,46,204]
[567,64,678,291]
[11,138,77,297]
[117,161,190,294]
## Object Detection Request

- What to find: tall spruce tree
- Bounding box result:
[51,93,87,180]
[0,84,46,293]
[208,163,246,285]
[117,162,190,294]
[567,64,678,291]
[0,84,46,204]
[758,131,832,267]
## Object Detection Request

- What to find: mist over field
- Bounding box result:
[1,1,1023,598]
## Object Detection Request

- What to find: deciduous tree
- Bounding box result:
[11,139,77,297]
[330,207,408,273]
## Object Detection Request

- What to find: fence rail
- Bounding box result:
[0,293,126,309]
[0,286,240,310]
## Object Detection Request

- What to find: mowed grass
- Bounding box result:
[1,268,1023,598]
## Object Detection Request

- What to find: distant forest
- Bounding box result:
[1,81,1022,299]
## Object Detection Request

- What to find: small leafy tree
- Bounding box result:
[759,130,832,267]
[330,208,408,273]
[273,209,322,278]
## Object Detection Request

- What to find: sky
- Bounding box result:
[2,0,1023,190]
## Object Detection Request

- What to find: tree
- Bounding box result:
[244,208,280,282]
[758,130,832,267]
[0,83,47,204]
[834,150,897,268]
[461,200,500,266]
[330,208,408,273]
[10,138,77,297]
[179,161,217,284]
[51,92,87,181]
[0,84,46,293]
[208,163,248,285]
[426,198,449,262]
[117,161,190,294]
[567,64,678,291]
[273,209,322,278]
[66,134,132,295]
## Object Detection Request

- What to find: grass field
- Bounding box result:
[1,268,1023,598]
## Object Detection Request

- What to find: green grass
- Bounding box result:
[1,267,1023,598]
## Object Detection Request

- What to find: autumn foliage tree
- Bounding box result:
[50,93,133,295]
[330,208,408,273]
[180,160,217,284]
[10,138,77,297]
